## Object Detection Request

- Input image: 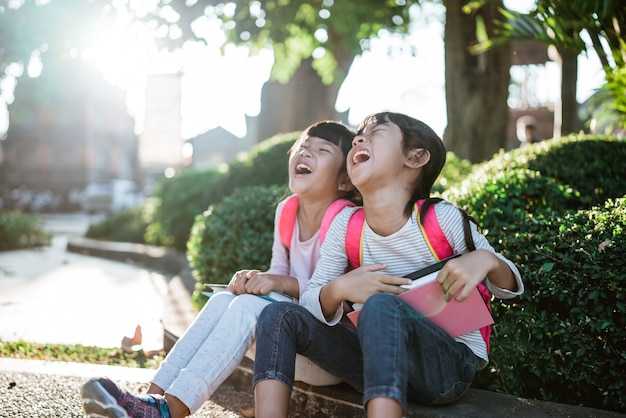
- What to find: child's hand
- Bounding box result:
[437,250,496,302]
[332,264,412,304]
[244,272,280,296]
[228,269,260,294]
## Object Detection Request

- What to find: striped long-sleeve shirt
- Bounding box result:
[300,200,524,365]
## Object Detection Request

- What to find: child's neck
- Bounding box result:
[297,194,338,241]
[362,188,411,237]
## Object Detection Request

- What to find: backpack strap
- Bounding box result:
[417,199,493,353]
[345,200,452,268]
[346,208,366,269]
[416,199,453,261]
[279,195,355,251]
[320,199,356,244]
[279,195,299,250]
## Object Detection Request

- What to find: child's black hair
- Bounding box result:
[296,120,355,169]
[357,112,446,217]
[358,112,480,251]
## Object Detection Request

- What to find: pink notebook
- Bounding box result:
[346,263,493,338]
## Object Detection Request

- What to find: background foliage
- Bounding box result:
[0,211,50,251]
[85,206,148,244]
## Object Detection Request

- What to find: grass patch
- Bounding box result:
[0,340,165,369]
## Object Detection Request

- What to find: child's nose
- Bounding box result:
[352,135,366,147]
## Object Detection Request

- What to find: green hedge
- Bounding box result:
[473,198,625,412]
[85,206,148,243]
[467,134,626,209]
[0,210,51,251]
[440,135,626,412]
[432,151,474,194]
[144,169,223,248]
[187,184,288,306]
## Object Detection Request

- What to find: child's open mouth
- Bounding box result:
[352,150,370,165]
[295,163,312,174]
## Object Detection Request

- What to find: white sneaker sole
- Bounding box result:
[81,378,130,418]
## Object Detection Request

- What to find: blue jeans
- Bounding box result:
[253,293,479,411]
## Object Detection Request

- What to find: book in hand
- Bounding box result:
[203,283,293,303]
[346,255,494,338]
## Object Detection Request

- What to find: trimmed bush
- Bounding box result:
[443,167,581,233]
[145,169,223,248]
[470,135,626,209]
[443,135,626,239]
[474,197,626,412]
[84,205,149,244]
[432,151,474,194]
[0,210,51,251]
[187,184,288,306]
[438,136,626,412]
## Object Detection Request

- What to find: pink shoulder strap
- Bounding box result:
[416,199,453,261]
[279,195,299,250]
[280,195,355,250]
[417,199,492,353]
[319,199,355,245]
[346,208,365,269]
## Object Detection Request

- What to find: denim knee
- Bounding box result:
[360,292,402,321]
[258,301,293,327]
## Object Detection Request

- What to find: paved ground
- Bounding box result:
[0,213,165,351]
[0,213,259,417]
[0,358,257,417]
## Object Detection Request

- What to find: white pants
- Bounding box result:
[151,292,341,413]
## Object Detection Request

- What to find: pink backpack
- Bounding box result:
[344,199,493,353]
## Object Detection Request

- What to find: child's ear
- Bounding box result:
[405,149,430,168]
[337,172,353,192]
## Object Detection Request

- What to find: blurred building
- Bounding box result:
[185,122,256,171]
[0,58,139,211]
[140,73,185,185]
[506,40,555,148]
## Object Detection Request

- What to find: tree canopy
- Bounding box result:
[150,0,422,85]
[0,0,114,88]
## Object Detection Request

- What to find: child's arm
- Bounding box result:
[436,202,523,301]
[319,265,411,319]
[436,249,517,302]
[301,207,411,322]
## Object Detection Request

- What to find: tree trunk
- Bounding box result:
[255,57,350,142]
[443,0,512,163]
[548,44,580,139]
[560,48,580,136]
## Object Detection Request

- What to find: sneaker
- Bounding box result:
[81,377,172,418]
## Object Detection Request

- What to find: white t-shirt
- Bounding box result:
[266,198,323,301]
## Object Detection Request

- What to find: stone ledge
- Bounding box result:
[67,237,187,275]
